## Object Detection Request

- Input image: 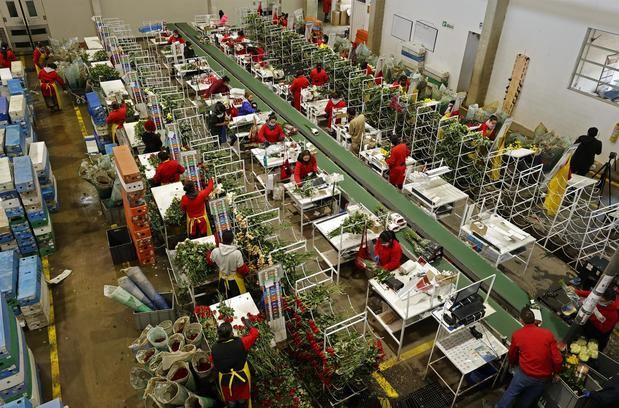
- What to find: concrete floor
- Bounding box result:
[22,71,616,407]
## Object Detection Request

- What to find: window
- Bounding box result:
[570,28,619,105]
[5,1,18,18]
[25,1,37,17]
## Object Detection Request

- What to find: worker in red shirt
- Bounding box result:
[310,62,329,86]
[289,70,309,111]
[279,13,288,28]
[496,307,563,408]
[38,63,65,111]
[360,61,373,76]
[574,287,618,351]
[374,230,402,271]
[180,179,215,238]
[167,29,186,44]
[211,319,259,407]
[106,102,128,143]
[324,92,346,130]
[479,115,498,140]
[33,42,49,72]
[203,75,230,98]
[392,74,411,93]
[257,113,286,145]
[323,0,332,21]
[152,151,185,185]
[294,150,318,186]
[386,135,411,189]
[0,45,16,69]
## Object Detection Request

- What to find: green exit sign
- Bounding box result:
[442,21,454,29]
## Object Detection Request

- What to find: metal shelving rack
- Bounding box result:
[410,101,440,163]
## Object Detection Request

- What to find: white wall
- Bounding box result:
[379,0,487,89]
[44,0,96,39]
[486,0,619,159]
[350,0,370,39]
[211,0,304,26]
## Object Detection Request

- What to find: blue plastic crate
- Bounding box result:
[0,251,18,300]
[17,258,41,307]
[4,397,32,407]
[0,233,14,244]
[38,400,62,408]
[0,97,8,123]
[6,80,23,96]
[11,157,33,192]
[0,293,11,358]
[4,208,24,220]
[0,191,19,200]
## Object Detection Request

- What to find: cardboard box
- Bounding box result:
[331,11,341,25]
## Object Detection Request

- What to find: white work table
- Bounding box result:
[151,181,184,216]
[302,98,328,124]
[84,36,103,50]
[365,260,457,356]
[123,121,143,148]
[173,58,210,76]
[250,142,301,170]
[137,153,157,179]
[210,292,260,329]
[359,147,390,176]
[460,211,535,271]
[228,111,270,130]
[100,79,128,98]
[403,174,468,219]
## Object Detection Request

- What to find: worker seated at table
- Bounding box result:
[324,92,346,130]
[180,179,215,239]
[183,42,196,59]
[392,74,410,93]
[209,230,251,299]
[573,287,618,352]
[374,230,402,271]
[386,135,410,189]
[289,70,310,111]
[316,34,330,49]
[209,101,231,145]
[234,30,247,43]
[360,61,373,76]
[479,115,498,141]
[496,307,562,408]
[210,319,259,408]
[106,101,128,143]
[203,75,230,98]
[167,29,186,44]
[294,150,318,186]
[152,151,185,186]
[257,113,286,145]
[310,62,329,86]
[141,119,162,154]
[38,62,65,112]
[238,92,258,116]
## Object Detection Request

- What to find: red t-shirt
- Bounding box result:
[386,143,410,187]
[310,68,329,86]
[508,324,563,378]
[294,156,318,185]
[257,123,285,143]
[106,104,128,128]
[153,160,185,185]
[180,179,215,218]
[575,290,619,334]
[374,239,402,271]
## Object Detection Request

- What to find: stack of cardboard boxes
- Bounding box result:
[331,0,352,26]
[113,145,155,266]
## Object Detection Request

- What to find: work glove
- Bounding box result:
[373,255,380,264]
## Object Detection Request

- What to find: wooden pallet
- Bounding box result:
[502,53,530,116]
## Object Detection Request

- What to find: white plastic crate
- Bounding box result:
[8,95,25,122]
[9,61,23,78]
[0,158,12,191]
[0,68,12,84]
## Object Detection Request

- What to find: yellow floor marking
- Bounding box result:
[379,339,434,372]
[74,106,89,137]
[372,372,399,399]
[42,256,62,400]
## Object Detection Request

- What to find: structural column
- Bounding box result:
[305,0,318,19]
[467,0,510,106]
[367,0,385,54]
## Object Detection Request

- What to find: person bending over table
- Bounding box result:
[294,150,318,186]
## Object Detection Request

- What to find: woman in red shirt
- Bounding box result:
[575,287,618,351]
[386,135,411,189]
[289,70,310,111]
[374,230,402,271]
[257,113,286,144]
[310,63,329,86]
[294,150,318,186]
[180,179,215,239]
[479,115,498,140]
[33,42,49,72]
[0,45,16,69]
[324,92,346,130]
[167,30,186,44]
[152,151,185,185]
[38,63,65,111]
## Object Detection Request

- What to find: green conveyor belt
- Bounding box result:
[172,23,567,338]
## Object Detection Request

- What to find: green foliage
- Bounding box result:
[164,197,185,226]
[174,239,217,286]
[327,211,374,238]
[89,64,120,82]
[92,50,109,62]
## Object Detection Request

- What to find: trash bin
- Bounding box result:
[133,293,176,330]
[107,226,136,264]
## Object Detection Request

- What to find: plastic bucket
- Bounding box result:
[183,323,203,346]
[173,316,190,334]
[168,333,185,352]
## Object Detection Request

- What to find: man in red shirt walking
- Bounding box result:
[386,136,410,189]
[152,151,185,185]
[496,307,563,408]
[289,70,309,111]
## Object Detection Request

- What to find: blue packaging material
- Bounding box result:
[4,125,25,157]
[26,213,47,225]
[12,156,34,192]
[86,92,107,126]
[4,207,24,219]
[138,23,163,33]
[17,257,41,307]
[0,97,8,123]
[0,233,14,244]
[38,400,61,408]
[4,397,32,407]
[0,190,19,200]
[0,250,19,300]
[41,183,54,201]
[0,293,10,357]
[6,80,23,96]
[104,143,115,155]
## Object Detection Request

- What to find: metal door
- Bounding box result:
[0,0,48,51]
